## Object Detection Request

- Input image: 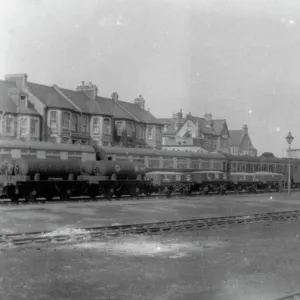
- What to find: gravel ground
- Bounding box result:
[2,192,300,234]
[1,219,300,300]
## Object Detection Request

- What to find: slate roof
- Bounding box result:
[0,80,18,113]
[27,82,77,111]
[118,101,164,125]
[228,130,244,146]
[0,80,39,115]
[96,97,135,120]
[159,118,184,135]
[212,119,227,135]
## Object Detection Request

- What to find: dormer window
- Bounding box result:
[20,95,27,107]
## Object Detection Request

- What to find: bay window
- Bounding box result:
[62,112,71,130]
[3,115,14,136]
[20,117,29,136]
[147,126,153,139]
[30,118,39,136]
[127,122,133,137]
[116,121,122,136]
[92,117,100,134]
[49,111,58,129]
[72,114,79,132]
[81,115,88,133]
[103,118,110,134]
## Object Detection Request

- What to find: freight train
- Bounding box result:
[0,139,299,202]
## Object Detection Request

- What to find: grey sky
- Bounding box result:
[1,0,300,156]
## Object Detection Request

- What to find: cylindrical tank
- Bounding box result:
[0,154,14,175]
[14,157,81,177]
[87,160,142,178]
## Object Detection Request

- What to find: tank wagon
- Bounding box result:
[0,140,148,201]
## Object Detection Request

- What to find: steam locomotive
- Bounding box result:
[0,139,299,202]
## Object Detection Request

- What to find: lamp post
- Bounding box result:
[285,131,294,196]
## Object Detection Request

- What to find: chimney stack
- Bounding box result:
[111,92,119,102]
[134,95,145,110]
[242,124,248,135]
[5,73,28,90]
[204,113,212,123]
[76,81,98,100]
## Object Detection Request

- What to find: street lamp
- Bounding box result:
[285,130,294,196]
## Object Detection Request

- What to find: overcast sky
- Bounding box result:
[1,0,300,156]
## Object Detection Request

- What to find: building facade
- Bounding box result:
[0,74,163,148]
[159,111,230,153]
[228,125,257,156]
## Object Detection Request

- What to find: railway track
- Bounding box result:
[1,210,300,247]
[0,188,298,206]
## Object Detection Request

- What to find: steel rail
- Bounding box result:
[1,210,300,247]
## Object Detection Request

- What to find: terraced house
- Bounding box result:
[0,73,163,148]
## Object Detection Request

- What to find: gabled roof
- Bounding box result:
[186,115,216,135]
[118,101,164,125]
[27,82,78,111]
[158,117,184,135]
[229,130,244,147]
[212,119,227,135]
[96,97,135,121]
[59,87,112,116]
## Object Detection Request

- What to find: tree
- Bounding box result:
[261,152,275,158]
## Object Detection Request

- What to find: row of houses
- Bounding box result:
[0,73,164,148]
[0,73,257,156]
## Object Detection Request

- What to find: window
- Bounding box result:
[164,125,169,132]
[127,122,133,137]
[30,118,39,136]
[156,127,162,141]
[147,126,153,139]
[62,112,70,130]
[20,95,26,107]
[187,122,192,129]
[20,117,29,136]
[116,122,122,136]
[136,125,143,139]
[81,115,88,133]
[92,117,100,134]
[49,111,58,129]
[3,115,14,135]
[72,114,79,132]
[103,118,110,134]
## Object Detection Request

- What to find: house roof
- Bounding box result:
[96,97,135,121]
[0,81,18,113]
[27,82,78,111]
[59,87,113,116]
[118,101,164,125]
[229,130,244,147]
[212,119,226,135]
[0,80,39,115]
[158,117,184,135]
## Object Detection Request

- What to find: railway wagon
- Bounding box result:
[145,171,190,196]
[0,140,148,201]
[188,171,230,195]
